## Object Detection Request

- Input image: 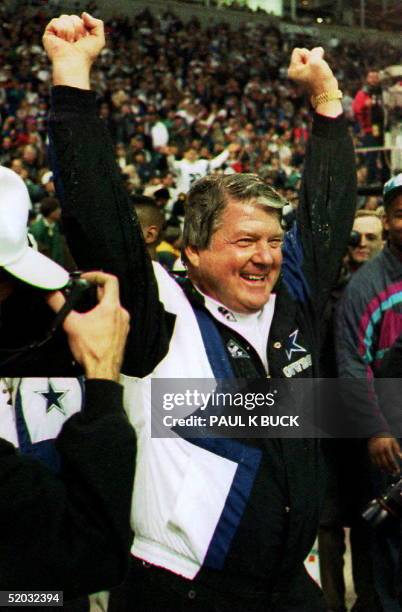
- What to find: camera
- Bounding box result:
[362,477,402,527]
[349,230,361,248]
[0,273,95,371]
[62,273,96,313]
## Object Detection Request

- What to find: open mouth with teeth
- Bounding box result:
[240,273,268,283]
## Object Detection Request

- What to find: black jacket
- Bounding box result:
[0,379,135,597]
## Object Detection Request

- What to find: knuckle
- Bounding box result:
[121,308,130,323]
[104,272,117,282]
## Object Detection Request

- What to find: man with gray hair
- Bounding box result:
[44,12,356,611]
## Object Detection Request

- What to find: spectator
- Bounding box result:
[353,70,385,183]
[165,144,233,194]
[0,1,393,204]
[149,111,169,149]
[30,196,65,266]
[40,170,56,196]
[115,142,129,170]
[319,208,385,612]
[156,223,181,270]
[132,151,154,184]
[21,144,41,181]
[347,210,384,273]
[151,187,168,210]
[336,173,402,610]
[363,195,380,211]
[132,195,164,260]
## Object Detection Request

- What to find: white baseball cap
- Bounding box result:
[0,166,69,290]
[41,170,54,186]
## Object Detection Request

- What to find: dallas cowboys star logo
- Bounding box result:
[285,329,307,361]
[36,381,67,415]
[227,339,249,359]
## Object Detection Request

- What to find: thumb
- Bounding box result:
[81,12,103,34]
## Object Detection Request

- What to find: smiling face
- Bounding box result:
[185,199,283,313]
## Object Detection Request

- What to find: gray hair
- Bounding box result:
[182,173,286,260]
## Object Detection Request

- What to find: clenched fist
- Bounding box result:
[288,47,337,95]
[288,47,341,116]
[43,13,105,88]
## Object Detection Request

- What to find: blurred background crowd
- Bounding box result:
[1,2,402,610]
[0,0,400,271]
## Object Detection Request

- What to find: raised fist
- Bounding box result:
[287,47,338,96]
[43,12,105,67]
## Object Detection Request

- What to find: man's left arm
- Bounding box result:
[286,48,356,317]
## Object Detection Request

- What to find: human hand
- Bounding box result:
[368,435,402,475]
[47,272,130,382]
[287,47,338,97]
[43,13,105,88]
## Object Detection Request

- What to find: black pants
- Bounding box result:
[108,557,325,612]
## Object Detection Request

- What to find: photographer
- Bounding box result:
[0,165,135,598]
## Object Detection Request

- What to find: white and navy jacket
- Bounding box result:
[0,377,83,468]
[49,86,356,594]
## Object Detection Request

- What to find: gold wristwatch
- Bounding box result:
[310,90,343,109]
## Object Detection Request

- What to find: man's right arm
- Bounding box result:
[44,14,170,377]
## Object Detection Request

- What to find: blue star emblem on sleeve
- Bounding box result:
[285,329,307,361]
[36,381,68,415]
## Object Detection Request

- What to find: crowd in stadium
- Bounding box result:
[1,3,402,611]
[0,2,400,270]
